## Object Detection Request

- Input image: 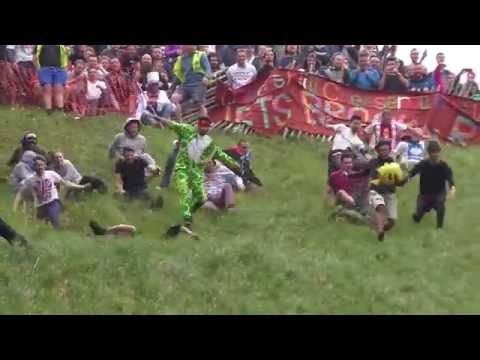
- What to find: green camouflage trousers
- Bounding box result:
[174,167,207,222]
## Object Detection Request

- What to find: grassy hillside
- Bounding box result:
[0,107,479,314]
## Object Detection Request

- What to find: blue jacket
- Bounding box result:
[349,69,380,90]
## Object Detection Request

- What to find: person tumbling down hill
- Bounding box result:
[114,147,163,209]
[108,117,160,176]
[49,151,108,198]
[13,156,90,229]
[150,115,241,237]
[328,152,369,224]
[224,139,262,189]
[7,132,48,167]
[0,216,29,247]
[203,159,245,211]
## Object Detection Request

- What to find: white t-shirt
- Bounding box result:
[394,141,425,164]
[21,170,63,207]
[330,124,365,152]
[86,80,107,101]
[226,63,257,90]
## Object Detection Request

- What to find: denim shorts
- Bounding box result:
[38,67,67,86]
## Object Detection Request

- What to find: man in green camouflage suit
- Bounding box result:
[153,116,240,235]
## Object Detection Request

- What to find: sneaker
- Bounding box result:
[377,232,385,242]
[165,224,182,237]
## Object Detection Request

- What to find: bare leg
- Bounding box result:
[53,84,64,110]
[43,84,52,110]
[374,204,386,241]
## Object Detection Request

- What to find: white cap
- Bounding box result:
[147,72,160,85]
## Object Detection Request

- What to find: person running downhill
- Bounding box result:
[152,115,241,237]
[406,141,455,229]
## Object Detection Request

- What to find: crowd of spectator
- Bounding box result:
[1,45,479,121]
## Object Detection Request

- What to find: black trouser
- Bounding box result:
[160,146,179,188]
[415,193,446,228]
[79,176,108,193]
[125,189,163,209]
[0,217,18,245]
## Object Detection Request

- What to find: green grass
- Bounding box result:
[1,106,480,314]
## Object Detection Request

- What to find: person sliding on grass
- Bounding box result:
[407,141,455,229]
[151,115,241,237]
[13,156,90,229]
[0,216,29,247]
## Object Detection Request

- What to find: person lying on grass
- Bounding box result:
[114,147,163,209]
[13,156,90,229]
[89,220,136,237]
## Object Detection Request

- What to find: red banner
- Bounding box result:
[210,69,480,145]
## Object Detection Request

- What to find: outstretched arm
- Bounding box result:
[213,148,241,174]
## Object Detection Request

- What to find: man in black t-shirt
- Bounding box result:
[407,141,455,229]
[114,147,163,209]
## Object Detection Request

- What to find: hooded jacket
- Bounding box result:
[9,150,36,192]
[7,134,47,167]
[108,118,147,159]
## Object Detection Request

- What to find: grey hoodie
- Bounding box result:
[51,159,82,184]
[9,150,36,192]
[108,118,147,160]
